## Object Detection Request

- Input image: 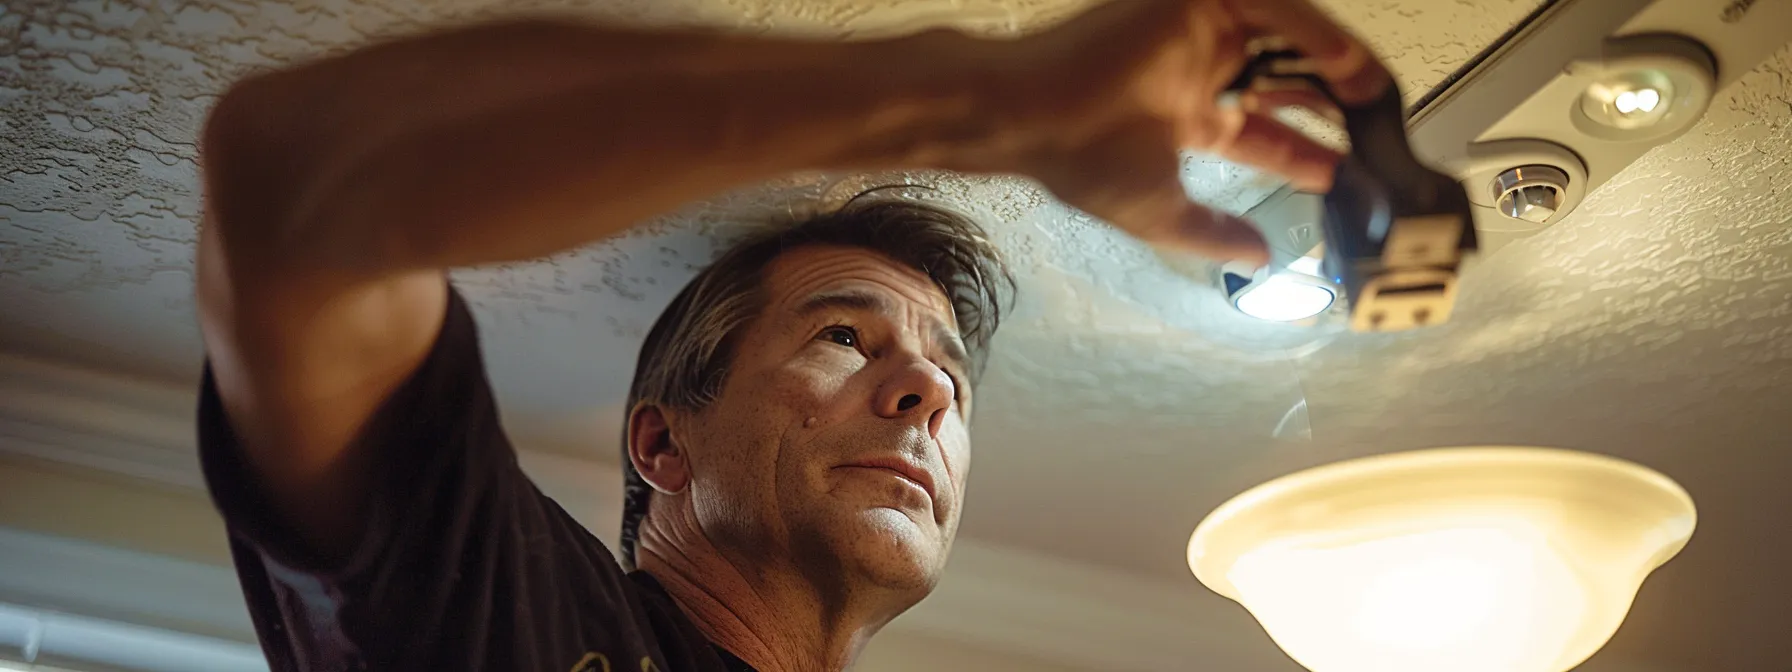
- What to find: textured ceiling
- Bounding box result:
[5,0,1792,669]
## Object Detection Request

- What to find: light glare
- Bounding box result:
[1234,276,1334,322]
[1614,90,1640,114]
[1613,87,1661,115]
[1229,524,1585,672]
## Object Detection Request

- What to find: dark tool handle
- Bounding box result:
[1225,49,1474,246]
[1226,48,1479,332]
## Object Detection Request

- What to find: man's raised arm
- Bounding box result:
[194,0,1381,563]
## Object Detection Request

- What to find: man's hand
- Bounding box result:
[986,0,1392,265]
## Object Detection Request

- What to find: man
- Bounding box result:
[193,0,1389,670]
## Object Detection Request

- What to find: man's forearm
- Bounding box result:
[202,18,1031,276]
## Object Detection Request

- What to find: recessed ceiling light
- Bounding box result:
[1568,35,1715,142]
[1220,256,1339,324]
[1612,86,1660,114]
[1234,276,1336,322]
[1580,72,1676,130]
[1188,447,1696,672]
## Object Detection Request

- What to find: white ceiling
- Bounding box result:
[4,0,1791,669]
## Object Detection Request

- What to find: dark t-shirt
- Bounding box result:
[197,286,755,672]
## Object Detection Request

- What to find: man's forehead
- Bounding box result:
[763,246,957,326]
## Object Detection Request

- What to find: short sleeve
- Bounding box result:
[199,284,515,574]
[197,284,644,672]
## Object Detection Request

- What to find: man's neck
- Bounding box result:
[636,517,890,672]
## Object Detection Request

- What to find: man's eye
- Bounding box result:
[817,325,858,348]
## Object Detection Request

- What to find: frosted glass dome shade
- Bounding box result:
[1188,447,1695,672]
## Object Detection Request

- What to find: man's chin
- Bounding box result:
[832,507,949,593]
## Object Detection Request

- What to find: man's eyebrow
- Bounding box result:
[794,289,895,318]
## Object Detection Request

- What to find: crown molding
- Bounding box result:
[0,355,202,489]
[0,352,1275,671]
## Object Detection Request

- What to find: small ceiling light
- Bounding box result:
[1222,257,1337,323]
[1491,164,1571,224]
[1188,447,1695,672]
[1235,276,1335,322]
[1580,74,1675,130]
[1568,35,1715,143]
[1612,86,1660,114]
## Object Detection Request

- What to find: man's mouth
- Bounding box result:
[836,456,936,500]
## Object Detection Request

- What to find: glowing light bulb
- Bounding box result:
[1614,90,1640,114]
[1612,87,1662,115]
[1233,275,1335,322]
[1189,447,1695,672]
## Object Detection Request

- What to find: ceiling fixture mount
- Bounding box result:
[1491,165,1570,224]
[1188,447,1697,672]
[1238,0,1787,279]
[1453,139,1590,252]
[1452,29,1722,250]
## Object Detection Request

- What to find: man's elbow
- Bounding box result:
[199,73,317,262]
[201,72,286,177]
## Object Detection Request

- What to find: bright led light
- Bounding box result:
[1189,447,1695,672]
[1612,87,1661,115]
[1614,90,1640,114]
[1234,275,1335,322]
[1576,65,1693,137]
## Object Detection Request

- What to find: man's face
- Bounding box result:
[680,245,974,598]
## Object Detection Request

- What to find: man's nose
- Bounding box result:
[873,357,954,439]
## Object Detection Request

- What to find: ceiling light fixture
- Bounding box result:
[1234,275,1336,322]
[1613,86,1660,114]
[1221,191,1341,324]
[1188,447,1696,672]
[1569,35,1714,142]
[1588,76,1670,123]
[1220,254,1339,324]
[1238,0,1787,286]
[1490,164,1570,224]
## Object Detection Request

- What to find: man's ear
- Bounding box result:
[627,402,690,495]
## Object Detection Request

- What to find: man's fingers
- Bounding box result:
[1105,174,1269,264]
[1204,106,1341,193]
[1242,86,1343,125]
[1220,0,1391,104]
[1143,203,1271,266]
[1034,117,1271,264]
[1050,167,1269,265]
